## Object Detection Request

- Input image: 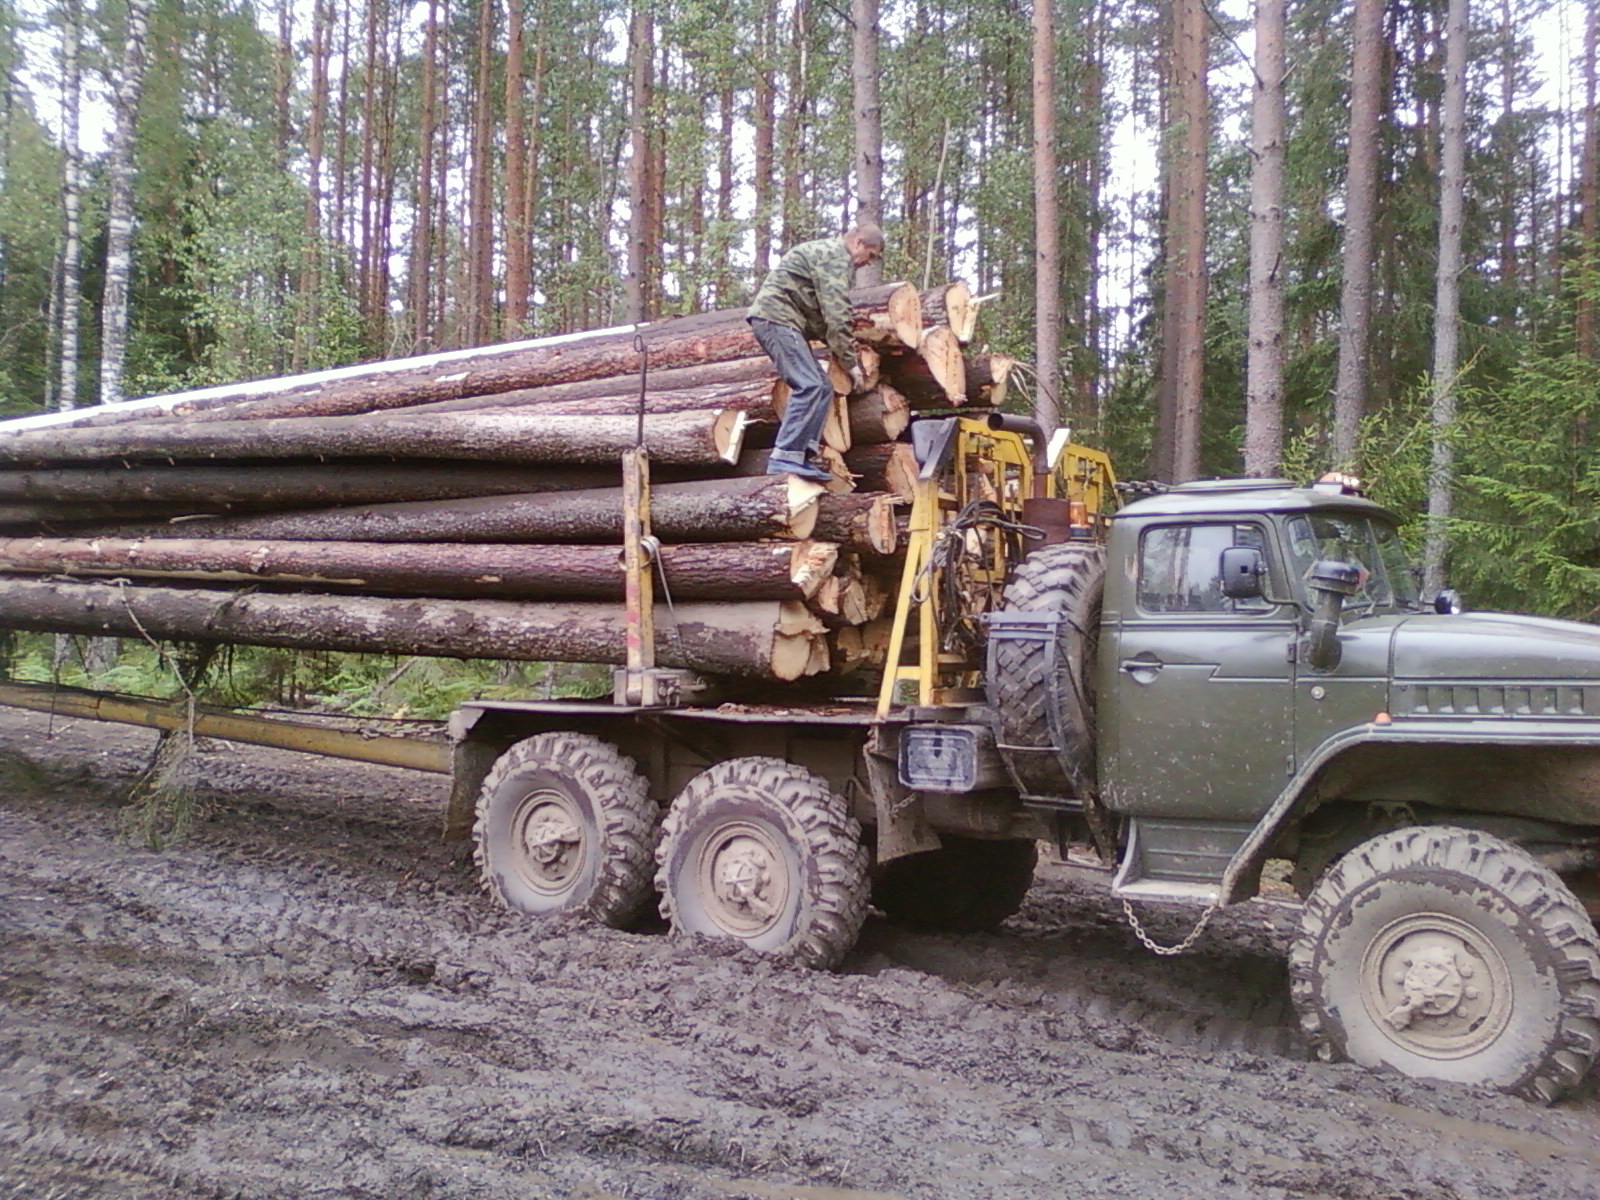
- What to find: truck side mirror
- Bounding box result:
[1304,560,1362,670]
[1219,546,1266,599]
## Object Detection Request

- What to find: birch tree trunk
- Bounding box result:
[1424,0,1470,594]
[98,0,153,408]
[1243,0,1286,476]
[56,0,83,413]
[1331,0,1386,465]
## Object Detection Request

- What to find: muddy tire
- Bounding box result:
[1289,825,1600,1102]
[990,543,1105,797]
[655,757,869,969]
[473,732,658,929]
[872,836,1038,932]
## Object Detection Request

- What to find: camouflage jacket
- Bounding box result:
[747,237,857,370]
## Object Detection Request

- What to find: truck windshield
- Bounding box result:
[1283,512,1420,612]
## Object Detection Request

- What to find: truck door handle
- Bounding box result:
[1120,657,1163,683]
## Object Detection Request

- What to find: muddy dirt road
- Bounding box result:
[2,707,1597,1200]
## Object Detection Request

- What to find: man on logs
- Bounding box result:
[747,223,885,482]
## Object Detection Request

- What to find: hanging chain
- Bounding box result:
[1120,897,1222,957]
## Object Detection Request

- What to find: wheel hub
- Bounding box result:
[512,791,586,895]
[698,822,790,936]
[1360,913,1512,1059]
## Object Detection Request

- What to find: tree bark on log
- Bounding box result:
[0,502,198,526]
[846,385,909,443]
[0,578,828,679]
[964,353,1015,407]
[843,443,918,499]
[919,283,977,343]
[0,409,747,468]
[880,326,967,407]
[94,476,824,545]
[0,536,840,602]
[811,492,899,555]
[0,461,615,509]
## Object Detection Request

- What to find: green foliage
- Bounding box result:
[5,634,612,719]
[1291,333,1600,622]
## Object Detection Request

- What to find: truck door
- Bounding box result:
[1097,520,1297,822]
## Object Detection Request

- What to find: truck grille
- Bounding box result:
[1400,683,1596,717]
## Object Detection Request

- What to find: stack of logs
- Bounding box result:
[0,282,1013,686]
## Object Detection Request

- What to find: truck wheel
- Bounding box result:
[1289,825,1600,1102]
[655,757,869,969]
[990,543,1105,796]
[474,732,658,929]
[872,836,1038,932]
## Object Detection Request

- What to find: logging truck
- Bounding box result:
[1,296,1598,1103]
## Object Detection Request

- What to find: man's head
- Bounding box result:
[845,223,885,268]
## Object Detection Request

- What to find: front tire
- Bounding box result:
[1289,826,1600,1102]
[655,757,869,969]
[473,732,658,928]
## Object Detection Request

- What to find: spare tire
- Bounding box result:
[988,543,1105,798]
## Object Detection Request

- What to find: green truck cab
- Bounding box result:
[984,476,1600,1102]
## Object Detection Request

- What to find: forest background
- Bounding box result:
[0,0,1597,713]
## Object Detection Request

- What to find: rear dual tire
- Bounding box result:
[474,732,658,929]
[655,756,869,970]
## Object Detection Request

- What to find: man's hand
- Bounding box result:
[848,364,868,394]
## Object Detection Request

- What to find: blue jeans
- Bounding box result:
[749,317,833,457]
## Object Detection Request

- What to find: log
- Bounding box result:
[826,344,880,394]
[847,282,923,350]
[173,356,786,424]
[919,283,977,343]
[964,353,1015,407]
[829,618,892,675]
[811,492,900,555]
[0,409,747,468]
[846,385,910,444]
[0,578,829,679]
[0,288,927,436]
[380,377,782,424]
[97,475,823,545]
[808,563,877,630]
[0,536,840,602]
[880,326,967,408]
[0,461,614,510]
[843,443,918,500]
[0,502,198,526]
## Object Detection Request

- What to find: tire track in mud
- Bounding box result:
[4,713,1600,1200]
